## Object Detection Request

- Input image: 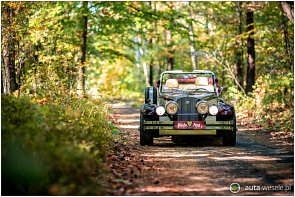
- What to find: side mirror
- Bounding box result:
[220,86,227,93]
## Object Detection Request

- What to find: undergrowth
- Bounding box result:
[225,72,294,133]
[2,95,112,195]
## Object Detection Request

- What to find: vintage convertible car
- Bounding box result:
[139,70,236,146]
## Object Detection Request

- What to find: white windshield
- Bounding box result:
[160,73,216,94]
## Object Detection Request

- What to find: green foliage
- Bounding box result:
[225,72,294,133]
[225,86,255,111]
[2,95,111,195]
[260,73,293,106]
[252,73,294,132]
[3,2,293,100]
[2,2,293,196]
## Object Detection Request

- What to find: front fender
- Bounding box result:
[140,104,157,116]
[140,104,159,121]
[217,103,235,120]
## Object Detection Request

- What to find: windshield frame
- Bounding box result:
[159,71,217,95]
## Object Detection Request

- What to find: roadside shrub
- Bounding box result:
[224,86,255,114]
[252,73,294,132]
[2,95,111,195]
[225,72,293,133]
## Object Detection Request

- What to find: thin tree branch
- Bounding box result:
[209,53,247,96]
[281,2,294,24]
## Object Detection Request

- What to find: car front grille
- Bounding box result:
[177,97,199,121]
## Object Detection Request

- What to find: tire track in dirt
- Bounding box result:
[106,102,293,196]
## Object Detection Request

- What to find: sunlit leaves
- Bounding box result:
[2,95,111,195]
[2,1,293,132]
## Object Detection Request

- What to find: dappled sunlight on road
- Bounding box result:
[210,156,281,161]
[117,125,139,129]
[111,103,139,130]
[142,153,210,157]
[109,103,294,196]
[137,184,229,194]
[116,118,139,123]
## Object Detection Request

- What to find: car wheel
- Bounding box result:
[139,113,154,146]
[145,130,154,146]
[171,136,182,144]
[223,113,237,146]
[140,113,146,146]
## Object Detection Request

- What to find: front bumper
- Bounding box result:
[144,120,234,135]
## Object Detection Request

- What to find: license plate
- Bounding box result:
[174,121,206,129]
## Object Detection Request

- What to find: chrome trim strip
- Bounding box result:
[144,126,232,130]
[144,121,173,125]
[206,126,232,130]
[206,121,233,125]
[159,129,217,135]
[145,126,173,130]
[144,120,233,125]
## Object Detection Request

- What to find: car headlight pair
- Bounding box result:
[196,101,219,115]
[156,101,218,116]
[156,101,179,116]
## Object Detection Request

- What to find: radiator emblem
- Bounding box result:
[185,100,190,105]
[187,121,192,127]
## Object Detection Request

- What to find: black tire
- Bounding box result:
[139,113,146,146]
[171,136,181,144]
[145,130,153,146]
[145,87,157,104]
[139,113,154,146]
[172,136,188,144]
[223,113,237,146]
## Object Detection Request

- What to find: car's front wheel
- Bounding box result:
[139,113,153,146]
[222,113,237,146]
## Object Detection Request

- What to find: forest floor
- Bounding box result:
[105,100,294,196]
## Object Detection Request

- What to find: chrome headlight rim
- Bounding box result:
[196,101,209,115]
[209,105,219,115]
[156,106,165,116]
[165,101,179,115]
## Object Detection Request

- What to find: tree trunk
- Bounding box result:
[134,34,141,77]
[158,62,162,77]
[77,1,88,96]
[166,30,174,70]
[234,1,243,90]
[188,2,197,70]
[143,62,149,86]
[245,6,255,95]
[149,60,154,86]
[153,1,161,80]
[281,5,294,69]
[2,4,18,94]
[281,2,294,24]
[140,33,149,86]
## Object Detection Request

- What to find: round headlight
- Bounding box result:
[165,101,179,115]
[209,105,218,115]
[156,106,165,116]
[196,101,209,114]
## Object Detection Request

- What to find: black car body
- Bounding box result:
[140,70,236,146]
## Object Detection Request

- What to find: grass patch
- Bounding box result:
[2,95,112,195]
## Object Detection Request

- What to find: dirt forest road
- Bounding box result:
[106,102,294,196]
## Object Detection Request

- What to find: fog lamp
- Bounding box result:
[209,105,218,115]
[156,106,165,116]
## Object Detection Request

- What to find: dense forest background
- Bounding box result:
[2,1,294,131]
[1,1,294,195]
